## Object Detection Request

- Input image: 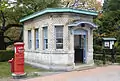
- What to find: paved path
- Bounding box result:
[19,65,120,81]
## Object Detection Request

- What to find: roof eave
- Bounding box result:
[20,8,98,23]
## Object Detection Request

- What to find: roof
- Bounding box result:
[68,21,98,28]
[20,8,98,22]
[102,38,117,41]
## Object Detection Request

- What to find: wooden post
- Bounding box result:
[111,46,116,63]
[103,49,106,65]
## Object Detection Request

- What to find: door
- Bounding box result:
[74,35,86,63]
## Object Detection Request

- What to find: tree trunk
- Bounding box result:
[0,32,5,50]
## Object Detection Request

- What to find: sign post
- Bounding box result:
[102,38,116,64]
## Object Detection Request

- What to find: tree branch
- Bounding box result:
[65,2,70,7]
[0,10,6,29]
[19,28,23,40]
[5,39,23,47]
[3,24,23,31]
[4,36,14,41]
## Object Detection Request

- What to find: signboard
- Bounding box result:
[110,41,114,49]
[104,42,109,47]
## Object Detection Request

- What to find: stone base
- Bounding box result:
[12,73,26,79]
[74,63,95,71]
[25,61,74,71]
[25,61,95,71]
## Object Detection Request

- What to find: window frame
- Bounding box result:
[43,27,48,50]
[28,30,32,49]
[35,28,39,49]
[55,25,63,49]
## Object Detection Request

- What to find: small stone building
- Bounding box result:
[20,8,98,70]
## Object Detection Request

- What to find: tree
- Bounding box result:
[103,0,120,11]
[94,0,120,53]
[0,0,61,50]
[0,0,22,50]
[96,0,120,38]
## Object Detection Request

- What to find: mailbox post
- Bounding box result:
[8,42,26,78]
[102,38,116,64]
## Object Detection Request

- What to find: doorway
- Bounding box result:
[74,35,86,63]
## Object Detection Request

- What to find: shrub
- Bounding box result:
[94,53,120,63]
[93,45,103,54]
[94,60,103,66]
[116,55,120,63]
[0,50,14,62]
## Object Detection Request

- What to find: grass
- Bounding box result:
[25,64,47,73]
[0,62,50,78]
[0,62,11,78]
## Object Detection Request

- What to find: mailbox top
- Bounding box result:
[102,38,116,41]
[14,42,24,46]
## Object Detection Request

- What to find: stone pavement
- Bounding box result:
[18,65,120,81]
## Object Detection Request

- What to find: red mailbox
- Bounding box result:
[8,42,26,78]
[14,42,25,75]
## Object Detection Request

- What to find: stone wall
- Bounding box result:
[24,51,74,70]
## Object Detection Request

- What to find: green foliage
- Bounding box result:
[94,0,120,55]
[13,0,61,23]
[0,1,8,11]
[1,0,61,24]
[0,50,14,62]
[95,10,120,37]
[0,0,61,50]
[94,60,103,66]
[103,0,109,11]
[98,0,120,38]
[116,55,120,63]
[94,54,120,63]
[103,0,120,11]
[93,45,102,54]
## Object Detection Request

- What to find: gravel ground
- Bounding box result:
[20,65,120,81]
[69,67,120,81]
[0,77,16,81]
[1,65,120,81]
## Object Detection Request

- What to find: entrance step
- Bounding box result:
[74,64,96,71]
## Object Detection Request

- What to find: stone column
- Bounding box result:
[39,26,43,51]
[63,25,69,52]
[86,29,94,64]
[23,29,28,62]
[70,29,75,65]
[24,29,28,50]
[70,30,74,53]
[48,19,55,52]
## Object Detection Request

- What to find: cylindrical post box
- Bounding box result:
[13,42,26,77]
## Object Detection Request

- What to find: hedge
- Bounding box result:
[0,50,14,62]
[94,54,120,63]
